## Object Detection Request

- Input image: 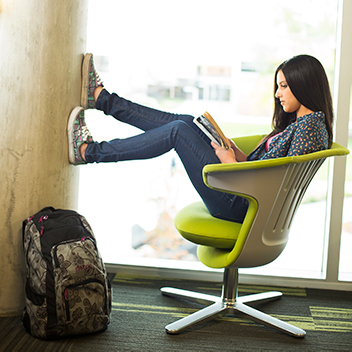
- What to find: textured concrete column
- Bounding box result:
[0,0,88,315]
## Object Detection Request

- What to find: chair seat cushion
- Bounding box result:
[174,202,242,249]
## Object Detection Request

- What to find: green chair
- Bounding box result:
[161,135,349,338]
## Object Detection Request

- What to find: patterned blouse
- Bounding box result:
[247,111,329,161]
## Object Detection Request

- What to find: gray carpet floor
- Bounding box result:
[0,274,351,351]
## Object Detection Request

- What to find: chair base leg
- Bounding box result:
[161,269,306,338]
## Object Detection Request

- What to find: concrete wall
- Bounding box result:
[0,0,88,315]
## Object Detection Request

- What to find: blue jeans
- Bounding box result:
[85,89,248,222]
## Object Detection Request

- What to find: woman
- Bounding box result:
[68,54,333,223]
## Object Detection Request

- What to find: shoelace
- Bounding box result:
[80,125,92,141]
[95,71,103,87]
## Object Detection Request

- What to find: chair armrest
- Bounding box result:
[203,142,349,194]
[204,157,293,175]
[203,161,290,200]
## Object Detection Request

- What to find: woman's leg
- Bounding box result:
[96,89,210,143]
[85,120,248,222]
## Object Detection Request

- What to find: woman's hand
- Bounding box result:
[211,141,237,163]
[229,138,248,162]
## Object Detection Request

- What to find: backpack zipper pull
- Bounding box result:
[38,215,48,236]
[38,215,48,223]
[64,288,69,301]
[27,215,35,223]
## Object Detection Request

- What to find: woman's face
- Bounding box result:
[275,70,302,114]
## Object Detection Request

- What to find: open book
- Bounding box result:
[193,111,231,150]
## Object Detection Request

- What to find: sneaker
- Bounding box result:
[81,53,104,109]
[67,106,94,165]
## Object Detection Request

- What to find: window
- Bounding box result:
[80,0,351,287]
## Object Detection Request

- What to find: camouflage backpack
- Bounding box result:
[22,207,111,339]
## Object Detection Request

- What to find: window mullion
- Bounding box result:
[325,0,352,283]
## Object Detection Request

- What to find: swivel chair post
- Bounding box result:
[222,267,238,305]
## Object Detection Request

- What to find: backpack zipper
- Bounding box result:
[63,288,70,321]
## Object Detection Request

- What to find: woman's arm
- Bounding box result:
[228,139,248,162]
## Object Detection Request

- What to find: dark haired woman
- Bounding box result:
[68,54,333,222]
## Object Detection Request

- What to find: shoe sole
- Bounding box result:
[67,106,84,164]
[80,53,92,109]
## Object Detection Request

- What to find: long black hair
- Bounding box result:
[269,55,333,147]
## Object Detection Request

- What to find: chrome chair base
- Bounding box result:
[161,268,306,338]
